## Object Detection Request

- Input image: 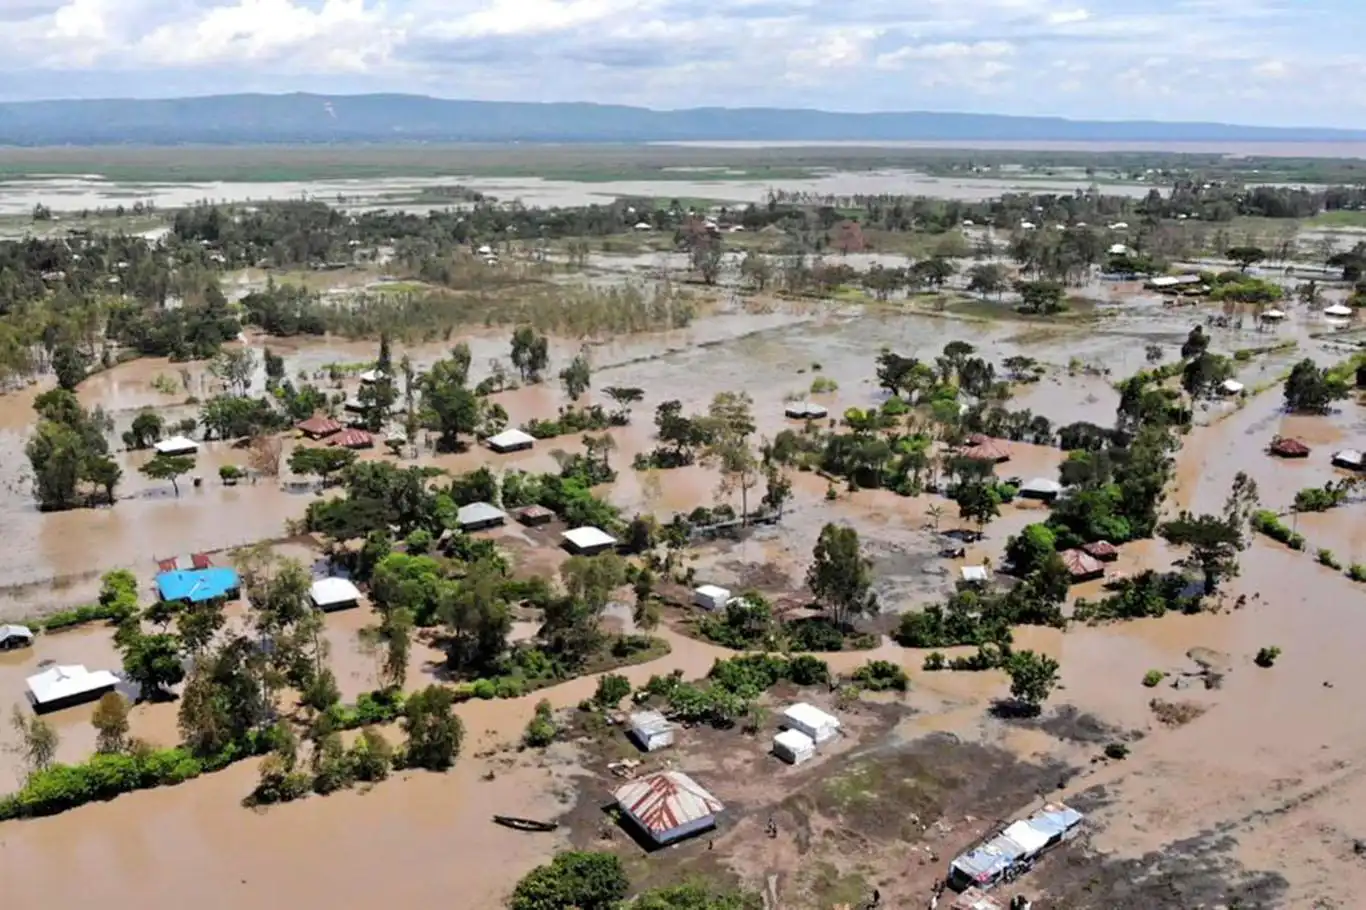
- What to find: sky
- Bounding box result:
[0,0,1362,126]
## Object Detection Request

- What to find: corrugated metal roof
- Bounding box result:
[614,771,723,835]
[297,415,343,437]
[329,429,374,448]
[1061,548,1104,577]
[952,835,1026,884]
[1027,802,1084,839]
[457,502,507,527]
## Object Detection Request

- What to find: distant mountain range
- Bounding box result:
[0,93,1363,145]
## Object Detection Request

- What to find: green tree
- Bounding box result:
[52,342,88,391]
[120,631,187,700]
[123,409,164,450]
[1181,352,1235,400]
[263,346,286,384]
[510,326,550,383]
[401,685,464,770]
[91,692,131,754]
[509,851,629,910]
[1283,358,1349,414]
[9,706,59,779]
[560,349,592,401]
[140,453,196,496]
[701,391,760,522]
[1005,523,1057,576]
[421,351,481,451]
[806,523,879,627]
[438,557,513,671]
[379,606,413,691]
[955,481,1002,535]
[1005,650,1061,714]
[288,446,357,484]
[1159,511,1245,595]
[208,347,257,396]
[1227,245,1266,271]
[1015,279,1066,314]
[966,262,1009,299]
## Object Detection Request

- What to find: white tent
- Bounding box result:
[1262,308,1286,320]
[1325,304,1353,317]
[692,585,731,611]
[773,729,816,765]
[628,710,676,752]
[562,526,618,555]
[487,428,535,453]
[153,435,198,456]
[783,703,840,744]
[309,577,362,611]
[26,664,120,712]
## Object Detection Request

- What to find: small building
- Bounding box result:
[1220,379,1245,396]
[1018,477,1062,502]
[1324,304,1353,318]
[457,501,508,531]
[614,770,723,846]
[772,728,816,765]
[487,428,536,454]
[153,435,198,456]
[1262,308,1286,321]
[329,428,374,449]
[627,710,676,752]
[156,567,241,604]
[0,623,35,650]
[562,526,618,555]
[309,577,362,612]
[1081,540,1119,562]
[1268,436,1311,459]
[1060,548,1105,582]
[297,414,343,439]
[961,434,1010,464]
[785,401,828,420]
[692,584,731,611]
[515,504,555,526]
[26,664,120,713]
[782,702,840,744]
[960,565,990,585]
[1332,449,1365,471]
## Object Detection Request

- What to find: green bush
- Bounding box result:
[472,679,498,700]
[1348,565,1366,583]
[1318,549,1342,570]
[522,700,558,748]
[510,851,629,910]
[1255,646,1282,668]
[0,733,273,820]
[923,652,946,671]
[851,660,909,692]
[1104,742,1130,760]
[786,654,831,686]
[1250,510,1306,550]
[593,673,632,708]
[1142,670,1166,688]
[327,689,405,729]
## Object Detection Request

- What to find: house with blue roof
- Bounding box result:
[156,567,241,604]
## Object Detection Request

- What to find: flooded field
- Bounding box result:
[0,246,1364,908]
[0,170,1161,216]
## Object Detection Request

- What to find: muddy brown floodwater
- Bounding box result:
[0,275,1363,907]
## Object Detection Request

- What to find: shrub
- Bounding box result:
[591,674,630,708]
[1142,670,1166,688]
[1254,646,1282,668]
[523,700,558,748]
[1348,565,1366,583]
[349,728,394,782]
[472,679,497,700]
[787,654,831,686]
[923,652,946,671]
[1250,510,1306,550]
[1104,742,1130,760]
[510,851,629,910]
[851,660,909,692]
[405,528,433,554]
[784,616,847,652]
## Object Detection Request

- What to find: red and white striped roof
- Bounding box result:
[613,771,723,835]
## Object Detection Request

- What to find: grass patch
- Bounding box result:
[807,862,871,910]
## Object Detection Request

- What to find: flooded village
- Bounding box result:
[0,158,1365,910]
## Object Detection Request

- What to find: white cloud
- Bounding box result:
[0,0,1361,126]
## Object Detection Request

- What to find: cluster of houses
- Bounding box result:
[947,802,1086,893]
